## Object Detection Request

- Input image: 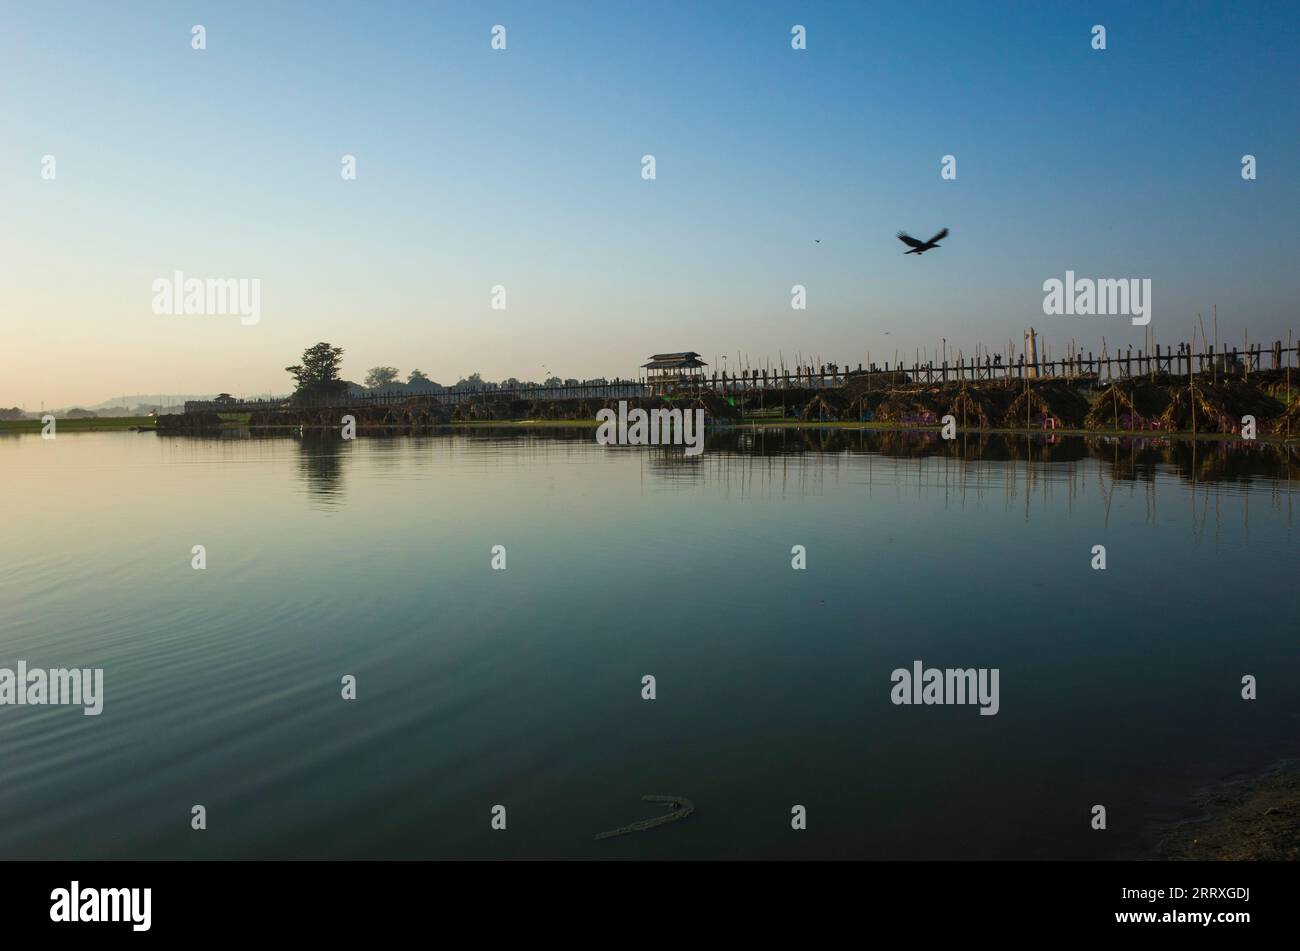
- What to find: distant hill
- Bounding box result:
[87,394,219,411]
[6,395,262,417]
[77,393,287,415]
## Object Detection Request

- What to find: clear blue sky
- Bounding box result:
[2,1,1297,405]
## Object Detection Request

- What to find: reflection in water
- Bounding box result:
[2,427,1296,860]
[155,426,1299,546]
[238,427,1299,531]
[296,433,347,506]
[153,424,1299,553]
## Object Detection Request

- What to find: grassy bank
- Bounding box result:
[17,414,1298,442]
[442,421,1281,442]
[731,419,1299,442]
[0,416,155,433]
[152,416,1300,442]
[245,419,607,430]
[444,419,603,428]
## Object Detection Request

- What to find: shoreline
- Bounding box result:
[0,416,155,433]
[7,415,1297,444]
[1150,760,1300,861]
[191,418,1300,443]
[8,415,1299,444]
[148,371,1300,441]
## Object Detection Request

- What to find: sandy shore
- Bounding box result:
[1154,762,1300,860]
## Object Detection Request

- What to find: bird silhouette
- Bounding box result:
[896,227,949,255]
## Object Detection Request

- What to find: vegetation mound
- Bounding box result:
[1158,382,1284,434]
[1003,382,1091,429]
[1084,381,1173,431]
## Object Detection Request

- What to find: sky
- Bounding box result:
[2,0,1298,408]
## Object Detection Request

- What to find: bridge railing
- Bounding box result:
[671,339,1300,392]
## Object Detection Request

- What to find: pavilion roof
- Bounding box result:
[642,352,707,370]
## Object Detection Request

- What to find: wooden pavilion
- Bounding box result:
[641,352,708,395]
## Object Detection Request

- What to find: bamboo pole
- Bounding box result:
[1025,363,1030,430]
[1197,314,1210,381]
[1213,306,1219,384]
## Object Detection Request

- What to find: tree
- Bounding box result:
[407,369,430,384]
[365,367,401,389]
[285,342,347,403]
[286,343,344,388]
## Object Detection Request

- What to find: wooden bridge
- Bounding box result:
[186,335,1299,413]
[646,336,1300,393]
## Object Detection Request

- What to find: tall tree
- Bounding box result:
[365,367,401,388]
[286,342,344,388]
[407,369,430,384]
[285,342,347,402]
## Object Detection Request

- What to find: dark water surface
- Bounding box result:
[1,427,1297,859]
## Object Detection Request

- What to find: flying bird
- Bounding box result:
[896,227,949,255]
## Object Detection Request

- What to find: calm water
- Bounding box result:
[1,427,1297,859]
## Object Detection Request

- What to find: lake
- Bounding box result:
[1,427,1296,859]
